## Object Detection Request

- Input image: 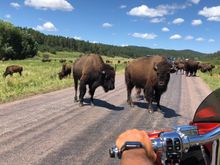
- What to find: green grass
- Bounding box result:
[0,59,73,103]
[0,51,127,103]
[198,67,220,90]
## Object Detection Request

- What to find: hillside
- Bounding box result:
[0,19,208,60]
[26,28,207,58]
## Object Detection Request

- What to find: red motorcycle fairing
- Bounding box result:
[148,88,220,165]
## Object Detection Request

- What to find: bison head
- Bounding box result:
[154,61,173,88]
[3,72,7,78]
[101,64,115,92]
[58,72,64,80]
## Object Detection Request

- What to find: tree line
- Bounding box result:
[25,28,207,58]
[0,20,209,60]
[0,20,38,60]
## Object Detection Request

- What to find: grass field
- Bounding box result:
[198,67,220,91]
[0,51,127,103]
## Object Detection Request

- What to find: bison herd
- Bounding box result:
[174,58,215,76]
[1,55,218,113]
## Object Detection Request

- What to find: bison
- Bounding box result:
[176,63,185,75]
[3,65,23,77]
[184,59,199,76]
[174,59,186,75]
[59,59,66,63]
[199,63,215,76]
[42,58,51,62]
[73,54,115,106]
[125,55,175,113]
[58,63,71,80]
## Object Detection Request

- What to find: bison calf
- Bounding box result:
[3,65,23,77]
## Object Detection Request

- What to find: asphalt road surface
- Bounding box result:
[0,73,211,165]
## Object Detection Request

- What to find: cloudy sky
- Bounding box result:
[0,0,220,53]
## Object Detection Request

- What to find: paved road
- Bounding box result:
[0,73,211,165]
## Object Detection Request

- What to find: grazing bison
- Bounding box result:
[73,54,115,106]
[184,59,199,76]
[125,56,175,113]
[42,58,51,62]
[3,65,23,77]
[59,59,66,63]
[58,63,72,80]
[199,63,215,76]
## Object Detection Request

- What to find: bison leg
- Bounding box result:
[145,87,154,113]
[89,82,100,106]
[73,75,78,102]
[79,80,87,106]
[155,90,162,112]
[126,84,134,107]
[19,71,22,76]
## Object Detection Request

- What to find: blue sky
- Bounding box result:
[0,0,220,53]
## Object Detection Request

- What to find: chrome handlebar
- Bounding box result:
[110,125,220,164]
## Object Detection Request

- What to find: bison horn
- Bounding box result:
[154,63,158,71]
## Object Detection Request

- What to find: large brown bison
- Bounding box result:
[125,56,175,113]
[199,63,215,76]
[73,54,115,106]
[58,63,71,80]
[184,59,199,76]
[3,65,23,77]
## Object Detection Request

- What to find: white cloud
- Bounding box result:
[195,37,204,42]
[102,22,113,28]
[208,39,215,43]
[128,3,191,18]
[161,27,170,32]
[191,0,200,4]
[92,41,98,44]
[185,35,194,40]
[130,32,157,40]
[10,2,20,9]
[35,22,57,31]
[24,0,74,11]
[120,5,127,9]
[207,17,220,21]
[121,44,128,47]
[157,3,189,13]
[73,36,81,40]
[170,34,182,40]
[199,6,220,22]
[4,14,11,19]
[150,18,165,23]
[172,18,184,24]
[128,5,168,17]
[192,19,202,26]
